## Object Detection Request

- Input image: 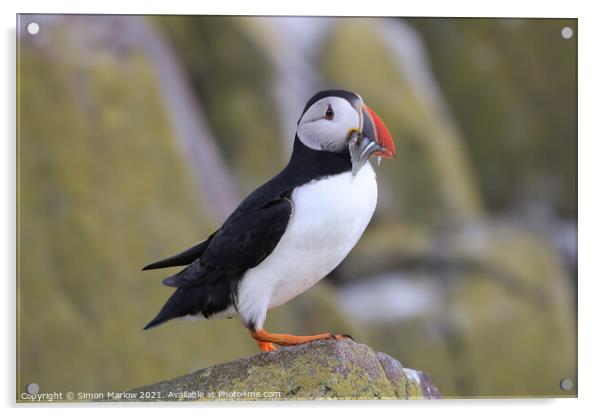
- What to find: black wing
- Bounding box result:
[159,192,293,288]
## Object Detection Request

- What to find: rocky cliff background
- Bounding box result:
[17,15,576,399]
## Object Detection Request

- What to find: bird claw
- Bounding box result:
[329,333,355,342]
[257,341,278,352]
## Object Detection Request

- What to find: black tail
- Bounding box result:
[143,277,239,330]
[143,286,205,330]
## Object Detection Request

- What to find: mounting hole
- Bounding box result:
[26,382,39,394]
[26,22,40,35]
[559,377,574,391]
[561,26,573,39]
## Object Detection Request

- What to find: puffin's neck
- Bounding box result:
[283,136,352,184]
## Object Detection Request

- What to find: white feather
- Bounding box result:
[297,97,360,152]
[234,163,378,329]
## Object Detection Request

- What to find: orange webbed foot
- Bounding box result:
[251,328,354,348]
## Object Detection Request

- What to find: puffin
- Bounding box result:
[143,90,395,352]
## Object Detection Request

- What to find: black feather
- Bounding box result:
[143,277,240,330]
[142,237,213,270]
[162,195,292,289]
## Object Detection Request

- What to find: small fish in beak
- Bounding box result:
[348,130,385,176]
[348,104,395,176]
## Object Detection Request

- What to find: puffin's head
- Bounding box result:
[296,90,395,174]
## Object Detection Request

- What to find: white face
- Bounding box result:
[296,96,361,153]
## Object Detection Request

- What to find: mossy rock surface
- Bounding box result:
[127,340,441,401]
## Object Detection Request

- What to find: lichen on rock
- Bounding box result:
[126,340,441,401]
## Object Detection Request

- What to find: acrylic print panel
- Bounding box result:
[16,14,577,401]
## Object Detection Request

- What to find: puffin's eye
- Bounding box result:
[324,105,335,120]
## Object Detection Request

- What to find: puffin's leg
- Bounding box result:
[256,340,278,352]
[250,328,352,347]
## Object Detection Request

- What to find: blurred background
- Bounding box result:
[17,15,576,398]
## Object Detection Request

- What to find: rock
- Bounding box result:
[126,340,441,400]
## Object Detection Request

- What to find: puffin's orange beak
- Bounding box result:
[361,105,395,159]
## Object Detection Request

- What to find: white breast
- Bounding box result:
[235,163,378,329]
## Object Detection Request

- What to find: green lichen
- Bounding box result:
[126,340,440,401]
